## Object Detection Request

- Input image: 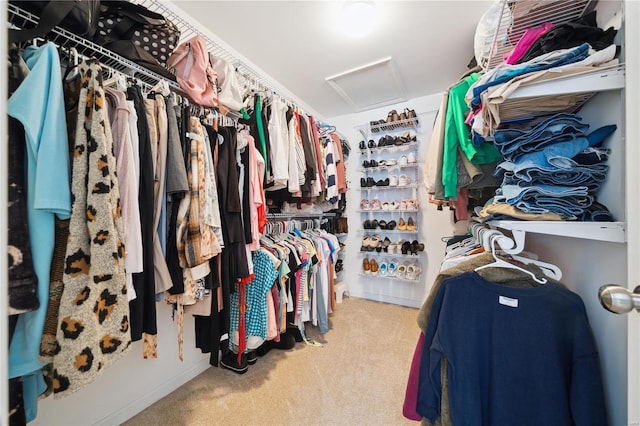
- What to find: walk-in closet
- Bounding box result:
[3,1,639,425]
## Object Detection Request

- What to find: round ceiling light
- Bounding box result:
[340,1,378,38]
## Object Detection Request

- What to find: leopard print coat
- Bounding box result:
[52,60,131,397]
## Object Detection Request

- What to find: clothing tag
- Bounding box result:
[499,295,519,308]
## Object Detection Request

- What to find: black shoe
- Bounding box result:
[362,160,370,168]
[247,350,258,365]
[366,177,376,187]
[360,177,367,187]
[220,352,248,374]
[359,140,366,150]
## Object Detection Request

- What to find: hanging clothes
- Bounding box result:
[7,42,72,422]
[127,85,158,352]
[52,59,131,397]
[105,87,143,301]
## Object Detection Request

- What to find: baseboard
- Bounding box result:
[350,291,422,308]
[94,358,211,425]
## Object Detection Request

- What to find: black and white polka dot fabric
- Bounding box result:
[95,4,180,67]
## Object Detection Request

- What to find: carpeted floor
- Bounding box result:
[122,296,421,426]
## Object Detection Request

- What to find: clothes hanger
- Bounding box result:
[475,234,547,284]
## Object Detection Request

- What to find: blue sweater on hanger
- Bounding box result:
[417,271,607,426]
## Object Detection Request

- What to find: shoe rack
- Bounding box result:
[356,113,423,282]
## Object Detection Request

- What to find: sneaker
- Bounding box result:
[220,352,248,374]
[408,152,417,164]
[389,175,398,187]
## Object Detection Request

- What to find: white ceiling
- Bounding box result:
[173,1,493,119]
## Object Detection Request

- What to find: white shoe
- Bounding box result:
[408,152,417,164]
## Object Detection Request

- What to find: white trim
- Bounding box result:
[349,290,421,309]
[625,1,640,423]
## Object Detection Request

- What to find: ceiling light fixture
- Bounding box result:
[339,1,378,38]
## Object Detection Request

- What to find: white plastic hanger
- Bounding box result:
[475,234,548,284]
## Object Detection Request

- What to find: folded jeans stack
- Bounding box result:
[492,113,616,221]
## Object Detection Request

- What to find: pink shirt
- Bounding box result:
[504,23,554,65]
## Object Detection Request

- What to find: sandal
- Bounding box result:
[378,260,388,277]
[388,259,399,277]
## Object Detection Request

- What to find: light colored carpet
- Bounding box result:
[122,296,421,426]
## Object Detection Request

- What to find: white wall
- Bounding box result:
[328,94,466,308]
[32,304,211,425]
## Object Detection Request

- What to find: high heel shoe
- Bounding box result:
[406,217,417,231]
[398,217,407,231]
[383,237,391,252]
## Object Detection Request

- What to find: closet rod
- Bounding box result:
[7,3,182,91]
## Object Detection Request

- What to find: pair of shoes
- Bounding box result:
[399,199,419,210]
[220,352,248,374]
[401,131,417,143]
[396,262,421,279]
[363,219,379,230]
[364,257,380,274]
[398,217,415,231]
[360,177,377,187]
[379,220,396,230]
[335,259,344,272]
[256,333,297,356]
[376,178,390,187]
[359,140,366,150]
[363,159,378,168]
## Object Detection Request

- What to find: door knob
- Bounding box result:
[598,285,640,314]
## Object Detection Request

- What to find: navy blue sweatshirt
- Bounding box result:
[417,272,607,425]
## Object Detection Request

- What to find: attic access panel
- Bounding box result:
[326,57,408,112]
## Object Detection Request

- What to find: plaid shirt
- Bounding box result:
[176,117,221,269]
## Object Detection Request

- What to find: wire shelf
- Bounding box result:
[485,0,597,70]
[7,3,181,91]
[134,0,320,117]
